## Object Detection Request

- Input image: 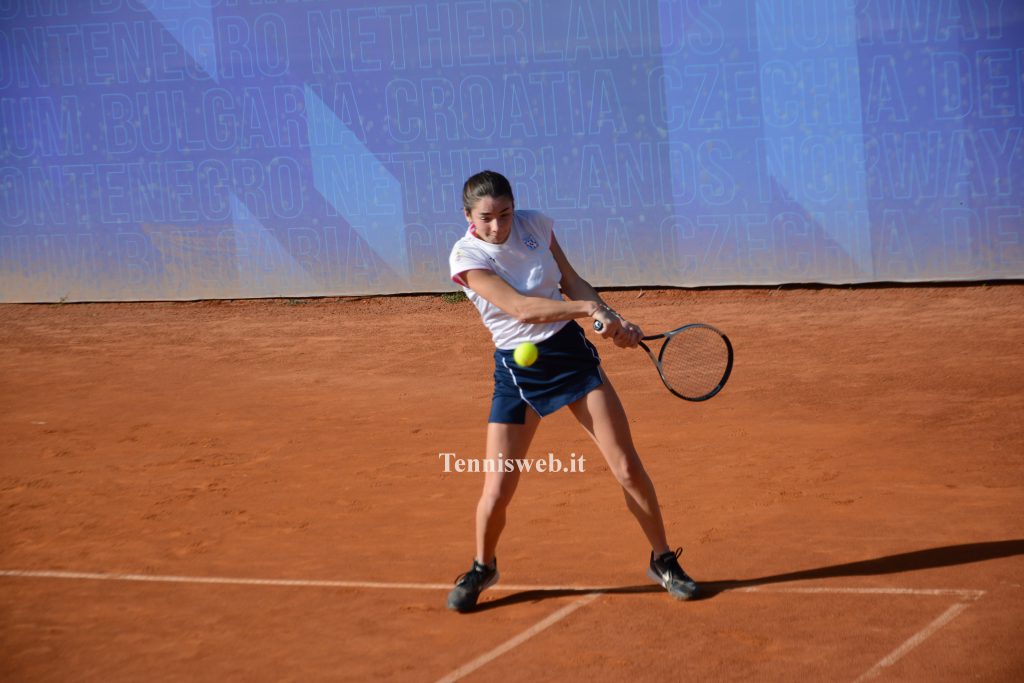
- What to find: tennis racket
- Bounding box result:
[593,320,733,401]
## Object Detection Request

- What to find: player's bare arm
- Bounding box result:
[550,236,642,348]
[462,268,598,324]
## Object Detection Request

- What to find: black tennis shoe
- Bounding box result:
[446,559,499,612]
[648,547,699,600]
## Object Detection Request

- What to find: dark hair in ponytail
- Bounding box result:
[462,170,514,212]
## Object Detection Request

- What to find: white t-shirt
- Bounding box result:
[449,210,569,350]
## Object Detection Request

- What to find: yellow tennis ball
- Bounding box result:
[513,342,538,367]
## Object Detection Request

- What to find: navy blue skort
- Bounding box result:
[489,321,603,424]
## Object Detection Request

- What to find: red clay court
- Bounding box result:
[1,284,1023,681]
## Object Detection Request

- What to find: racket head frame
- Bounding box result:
[640,323,734,401]
[594,319,734,401]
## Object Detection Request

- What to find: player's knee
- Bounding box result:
[480,483,516,511]
[612,457,644,490]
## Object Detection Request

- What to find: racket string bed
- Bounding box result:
[657,326,730,399]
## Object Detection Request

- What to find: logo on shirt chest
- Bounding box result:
[522,233,539,250]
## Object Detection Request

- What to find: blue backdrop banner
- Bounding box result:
[1,0,1022,302]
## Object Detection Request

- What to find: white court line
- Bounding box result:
[739,586,986,600]
[852,602,971,682]
[2,569,988,681]
[434,592,602,683]
[0,570,987,600]
[0,569,453,591]
[0,569,609,592]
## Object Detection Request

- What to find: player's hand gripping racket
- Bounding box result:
[593,320,734,401]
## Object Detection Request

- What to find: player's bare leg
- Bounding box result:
[568,371,669,553]
[476,408,541,565]
[448,408,540,612]
[569,370,699,600]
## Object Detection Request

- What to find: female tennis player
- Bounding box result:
[445,170,698,612]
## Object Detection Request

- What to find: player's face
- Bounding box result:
[465,195,514,244]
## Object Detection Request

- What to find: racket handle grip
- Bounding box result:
[593,320,604,332]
